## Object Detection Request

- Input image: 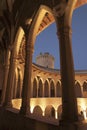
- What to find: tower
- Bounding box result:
[36,52,55,69]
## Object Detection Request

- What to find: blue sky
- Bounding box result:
[33,4,87,70]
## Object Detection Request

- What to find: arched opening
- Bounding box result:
[32,6,60,70]
[45,105,55,118]
[75,81,82,97]
[33,78,38,97]
[33,105,42,116]
[33,22,60,69]
[50,80,55,97]
[56,81,62,97]
[38,79,43,97]
[83,81,87,97]
[44,80,49,97]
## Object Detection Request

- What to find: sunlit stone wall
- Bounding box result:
[12,98,87,119]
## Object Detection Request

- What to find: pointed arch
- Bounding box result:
[28,5,54,48]
[38,78,43,97]
[33,105,43,116]
[33,77,38,97]
[45,105,55,118]
[75,81,82,97]
[56,80,62,97]
[44,79,49,97]
[50,80,55,97]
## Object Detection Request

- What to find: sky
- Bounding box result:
[33,4,87,70]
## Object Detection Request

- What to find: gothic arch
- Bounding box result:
[33,105,43,116]
[45,105,55,118]
[56,80,62,97]
[33,77,38,97]
[13,27,24,57]
[50,80,55,97]
[44,79,50,97]
[28,5,54,48]
[38,78,43,97]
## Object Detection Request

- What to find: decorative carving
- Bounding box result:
[53,1,67,17]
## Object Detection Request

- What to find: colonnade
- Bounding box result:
[0,0,79,124]
[32,77,87,98]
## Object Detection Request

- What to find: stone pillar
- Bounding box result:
[52,0,78,124]
[13,78,18,99]
[3,52,18,107]
[19,79,22,98]
[56,15,78,122]
[20,30,34,115]
[0,49,10,105]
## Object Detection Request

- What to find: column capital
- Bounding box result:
[53,0,67,17]
[55,13,72,38]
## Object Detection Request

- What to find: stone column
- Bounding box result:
[56,15,78,122]
[2,27,24,107]
[19,79,23,98]
[0,49,10,105]
[3,52,18,107]
[13,78,18,99]
[20,30,34,115]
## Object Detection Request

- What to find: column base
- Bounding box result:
[19,106,30,116]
